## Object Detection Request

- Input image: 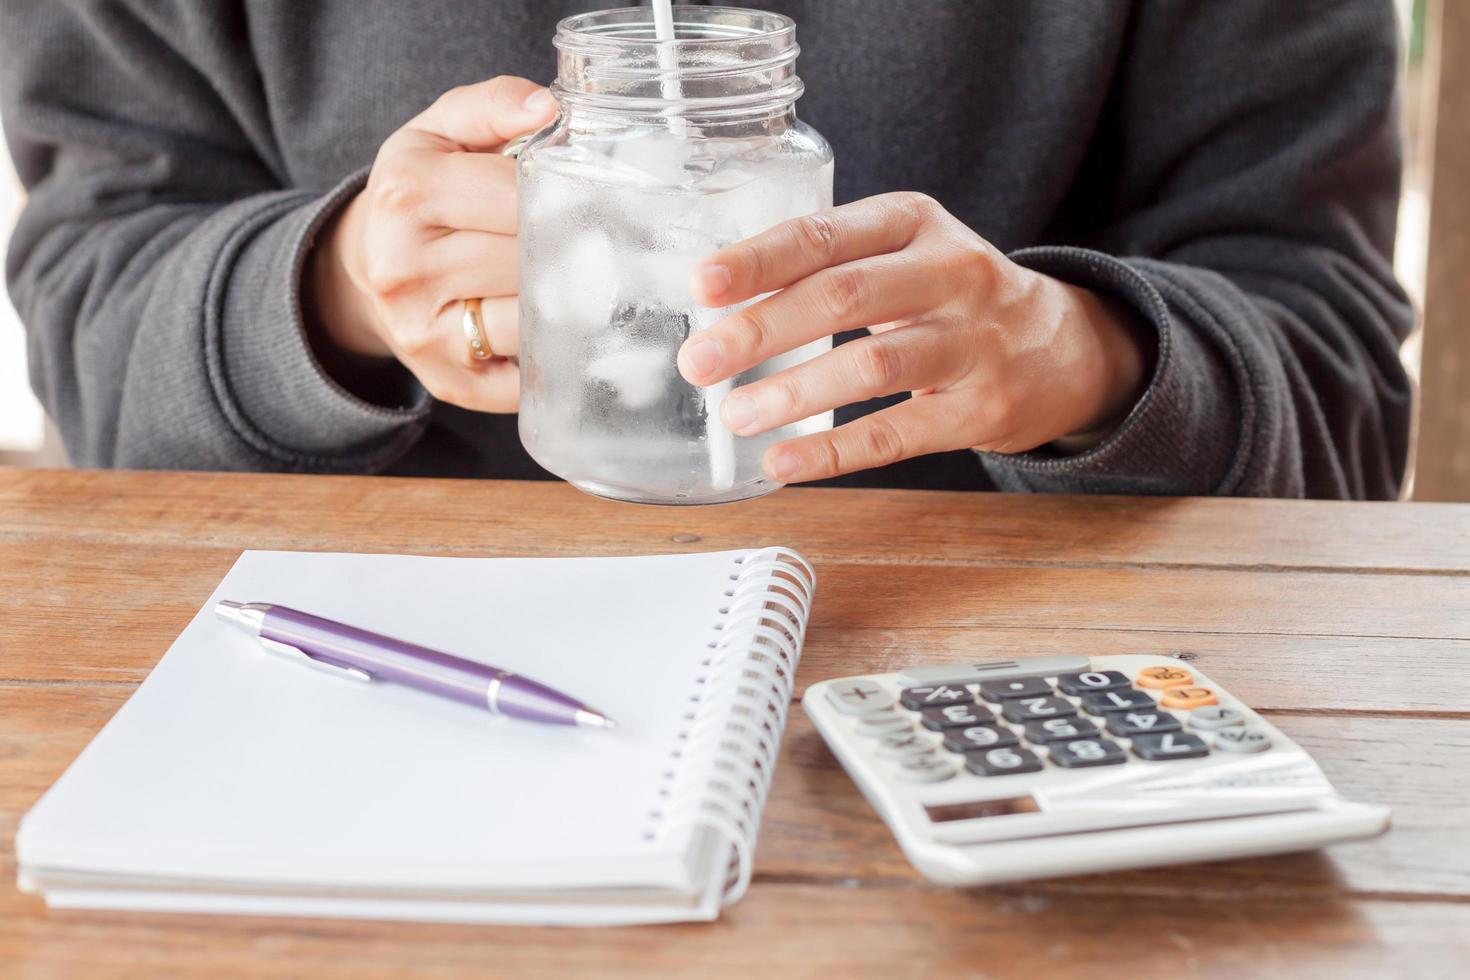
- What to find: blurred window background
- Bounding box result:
[0,0,1451,476]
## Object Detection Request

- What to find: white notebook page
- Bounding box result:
[19,550,751,893]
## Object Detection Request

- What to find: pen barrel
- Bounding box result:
[259,608,579,720]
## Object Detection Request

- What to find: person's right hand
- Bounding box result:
[306,76,558,411]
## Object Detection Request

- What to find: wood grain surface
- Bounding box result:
[2,469,1467,978]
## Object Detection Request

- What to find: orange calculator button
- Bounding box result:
[1137,666,1193,689]
[1160,686,1218,710]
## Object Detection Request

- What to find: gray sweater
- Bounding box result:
[1,0,1412,497]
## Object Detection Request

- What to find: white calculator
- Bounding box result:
[802,654,1390,885]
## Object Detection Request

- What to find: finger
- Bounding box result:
[677,251,937,386]
[720,323,955,436]
[475,295,520,358]
[421,151,520,232]
[762,392,973,484]
[688,192,937,307]
[419,230,520,300]
[410,76,557,151]
[404,306,521,413]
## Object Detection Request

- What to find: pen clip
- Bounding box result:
[259,637,372,683]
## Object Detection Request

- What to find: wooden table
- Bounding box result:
[2,469,1467,978]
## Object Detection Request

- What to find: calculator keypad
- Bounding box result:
[826,658,1280,790]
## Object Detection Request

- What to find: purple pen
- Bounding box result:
[213,601,614,729]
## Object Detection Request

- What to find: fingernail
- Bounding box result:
[523,89,555,113]
[770,452,802,482]
[684,339,723,379]
[722,393,757,432]
[695,263,732,301]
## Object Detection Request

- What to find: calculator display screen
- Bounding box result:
[924,796,1040,822]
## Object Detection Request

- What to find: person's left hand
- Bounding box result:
[676,192,1151,484]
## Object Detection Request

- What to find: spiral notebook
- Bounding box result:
[16,548,814,926]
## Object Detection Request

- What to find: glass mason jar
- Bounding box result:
[517,6,834,505]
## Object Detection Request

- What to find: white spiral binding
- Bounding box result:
[649,548,815,906]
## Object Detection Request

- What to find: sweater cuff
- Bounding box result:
[977,246,1242,496]
[215,169,430,470]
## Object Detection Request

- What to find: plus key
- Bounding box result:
[824,679,896,715]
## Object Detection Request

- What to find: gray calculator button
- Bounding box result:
[1214,726,1272,753]
[877,730,936,759]
[1131,731,1210,760]
[897,655,1091,688]
[896,755,958,782]
[855,711,912,737]
[943,724,1020,753]
[1106,710,1181,737]
[899,684,973,710]
[1188,706,1247,731]
[825,680,894,715]
[920,702,996,730]
[979,676,1053,702]
[1080,689,1156,715]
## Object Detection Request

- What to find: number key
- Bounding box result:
[1056,670,1130,695]
[920,702,995,730]
[900,685,972,710]
[943,724,1019,753]
[966,746,1044,777]
[1023,717,1100,744]
[1131,731,1210,760]
[1049,738,1127,768]
[1080,689,1156,715]
[1105,710,1182,737]
[1001,696,1077,724]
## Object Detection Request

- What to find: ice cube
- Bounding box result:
[586,345,671,410]
[530,231,621,330]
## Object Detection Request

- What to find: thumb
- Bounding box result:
[411,75,557,151]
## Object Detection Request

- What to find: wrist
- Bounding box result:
[1055,281,1152,446]
[304,193,392,361]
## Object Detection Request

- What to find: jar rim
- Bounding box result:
[555,6,796,49]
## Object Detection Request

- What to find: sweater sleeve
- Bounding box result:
[1,1,430,471]
[980,0,1413,499]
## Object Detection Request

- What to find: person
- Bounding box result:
[0,0,1412,498]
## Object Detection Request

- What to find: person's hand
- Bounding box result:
[675,193,1150,483]
[305,76,558,411]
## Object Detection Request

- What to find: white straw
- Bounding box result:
[652,1,737,492]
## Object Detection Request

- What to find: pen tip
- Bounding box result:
[575,708,616,729]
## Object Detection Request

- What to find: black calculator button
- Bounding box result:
[1023,717,1101,744]
[978,677,1053,702]
[1131,731,1210,760]
[1080,689,1156,715]
[966,746,1044,777]
[943,724,1020,753]
[920,703,995,730]
[1105,710,1182,737]
[899,685,973,710]
[1001,696,1077,724]
[1056,670,1130,695]
[1049,738,1127,768]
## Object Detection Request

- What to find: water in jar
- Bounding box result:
[518,124,835,505]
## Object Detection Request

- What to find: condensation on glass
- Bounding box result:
[517,7,834,505]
